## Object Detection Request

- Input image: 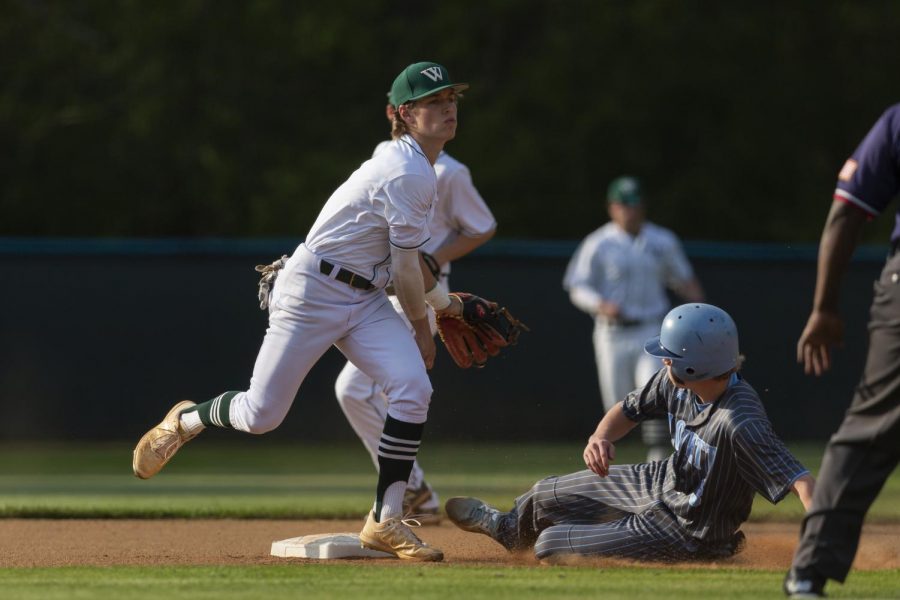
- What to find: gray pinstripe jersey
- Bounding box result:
[622,369,809,542]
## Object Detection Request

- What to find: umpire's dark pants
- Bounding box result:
[792,252,900,582]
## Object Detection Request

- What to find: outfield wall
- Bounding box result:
[0,238,886,443]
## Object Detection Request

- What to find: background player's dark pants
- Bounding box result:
[792,252,900,582]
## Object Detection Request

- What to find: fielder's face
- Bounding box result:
[608,202,645,235]
[400,88,459,143]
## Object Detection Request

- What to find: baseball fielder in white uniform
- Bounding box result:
[563,176,704,461]
[132,61,470,562]
[336,123,496,522]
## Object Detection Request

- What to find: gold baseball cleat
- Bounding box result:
[358,510,444,561]
[132,400,198,479]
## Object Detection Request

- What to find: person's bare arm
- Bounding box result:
[674,277,705,303]
[430,227,496,267]
[797,200,868,375]
[391,246,435,368]
[790,474,816,511]
[582,403,639,477]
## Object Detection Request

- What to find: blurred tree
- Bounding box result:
[2,0,899,242]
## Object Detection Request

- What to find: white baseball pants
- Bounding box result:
[593,320,660,411]
[226,245,432,434]
[593,320,669,453]
[335,295,437,489]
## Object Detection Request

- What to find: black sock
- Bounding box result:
[374,415,424,521]
[181,391,237,428]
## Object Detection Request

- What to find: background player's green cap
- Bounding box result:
[607,176,643,205]
[389,61,468,107]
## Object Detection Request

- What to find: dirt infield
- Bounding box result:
[2,520,898,570]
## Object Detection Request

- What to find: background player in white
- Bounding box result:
[563,176,704,461]
[336,101,496,523]
[132,61,470,561]
[445,304,815,562]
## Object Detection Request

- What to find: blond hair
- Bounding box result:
[390,108,409,139]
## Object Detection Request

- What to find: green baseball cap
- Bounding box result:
[607,176,643,205]
[389,61,469,107]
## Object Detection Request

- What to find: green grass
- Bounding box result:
[2,442,899,599]
[0,441,898,520]
[0,565,897,599]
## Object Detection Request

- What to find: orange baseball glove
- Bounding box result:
[435,292,529,368]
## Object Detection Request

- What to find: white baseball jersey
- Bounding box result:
[426,152,496,275]
[221,133,439,436]
[336,144,494,494]
[563,221,695,322]
[306,135,436,288]
[372,142,496,279]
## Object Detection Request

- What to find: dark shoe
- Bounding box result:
[783,568,826,598]
[446,497,500,534]
[445,496,519,551]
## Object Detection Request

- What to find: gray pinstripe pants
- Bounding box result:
[506,464,704,561]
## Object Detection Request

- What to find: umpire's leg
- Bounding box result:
[792,438,898,581]
[791,256,900,583]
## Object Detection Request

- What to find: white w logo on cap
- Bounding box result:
[420,66,444,82]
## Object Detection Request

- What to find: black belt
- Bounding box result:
[319,260,374,290]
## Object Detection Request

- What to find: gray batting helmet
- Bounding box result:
[643,303,739,381]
